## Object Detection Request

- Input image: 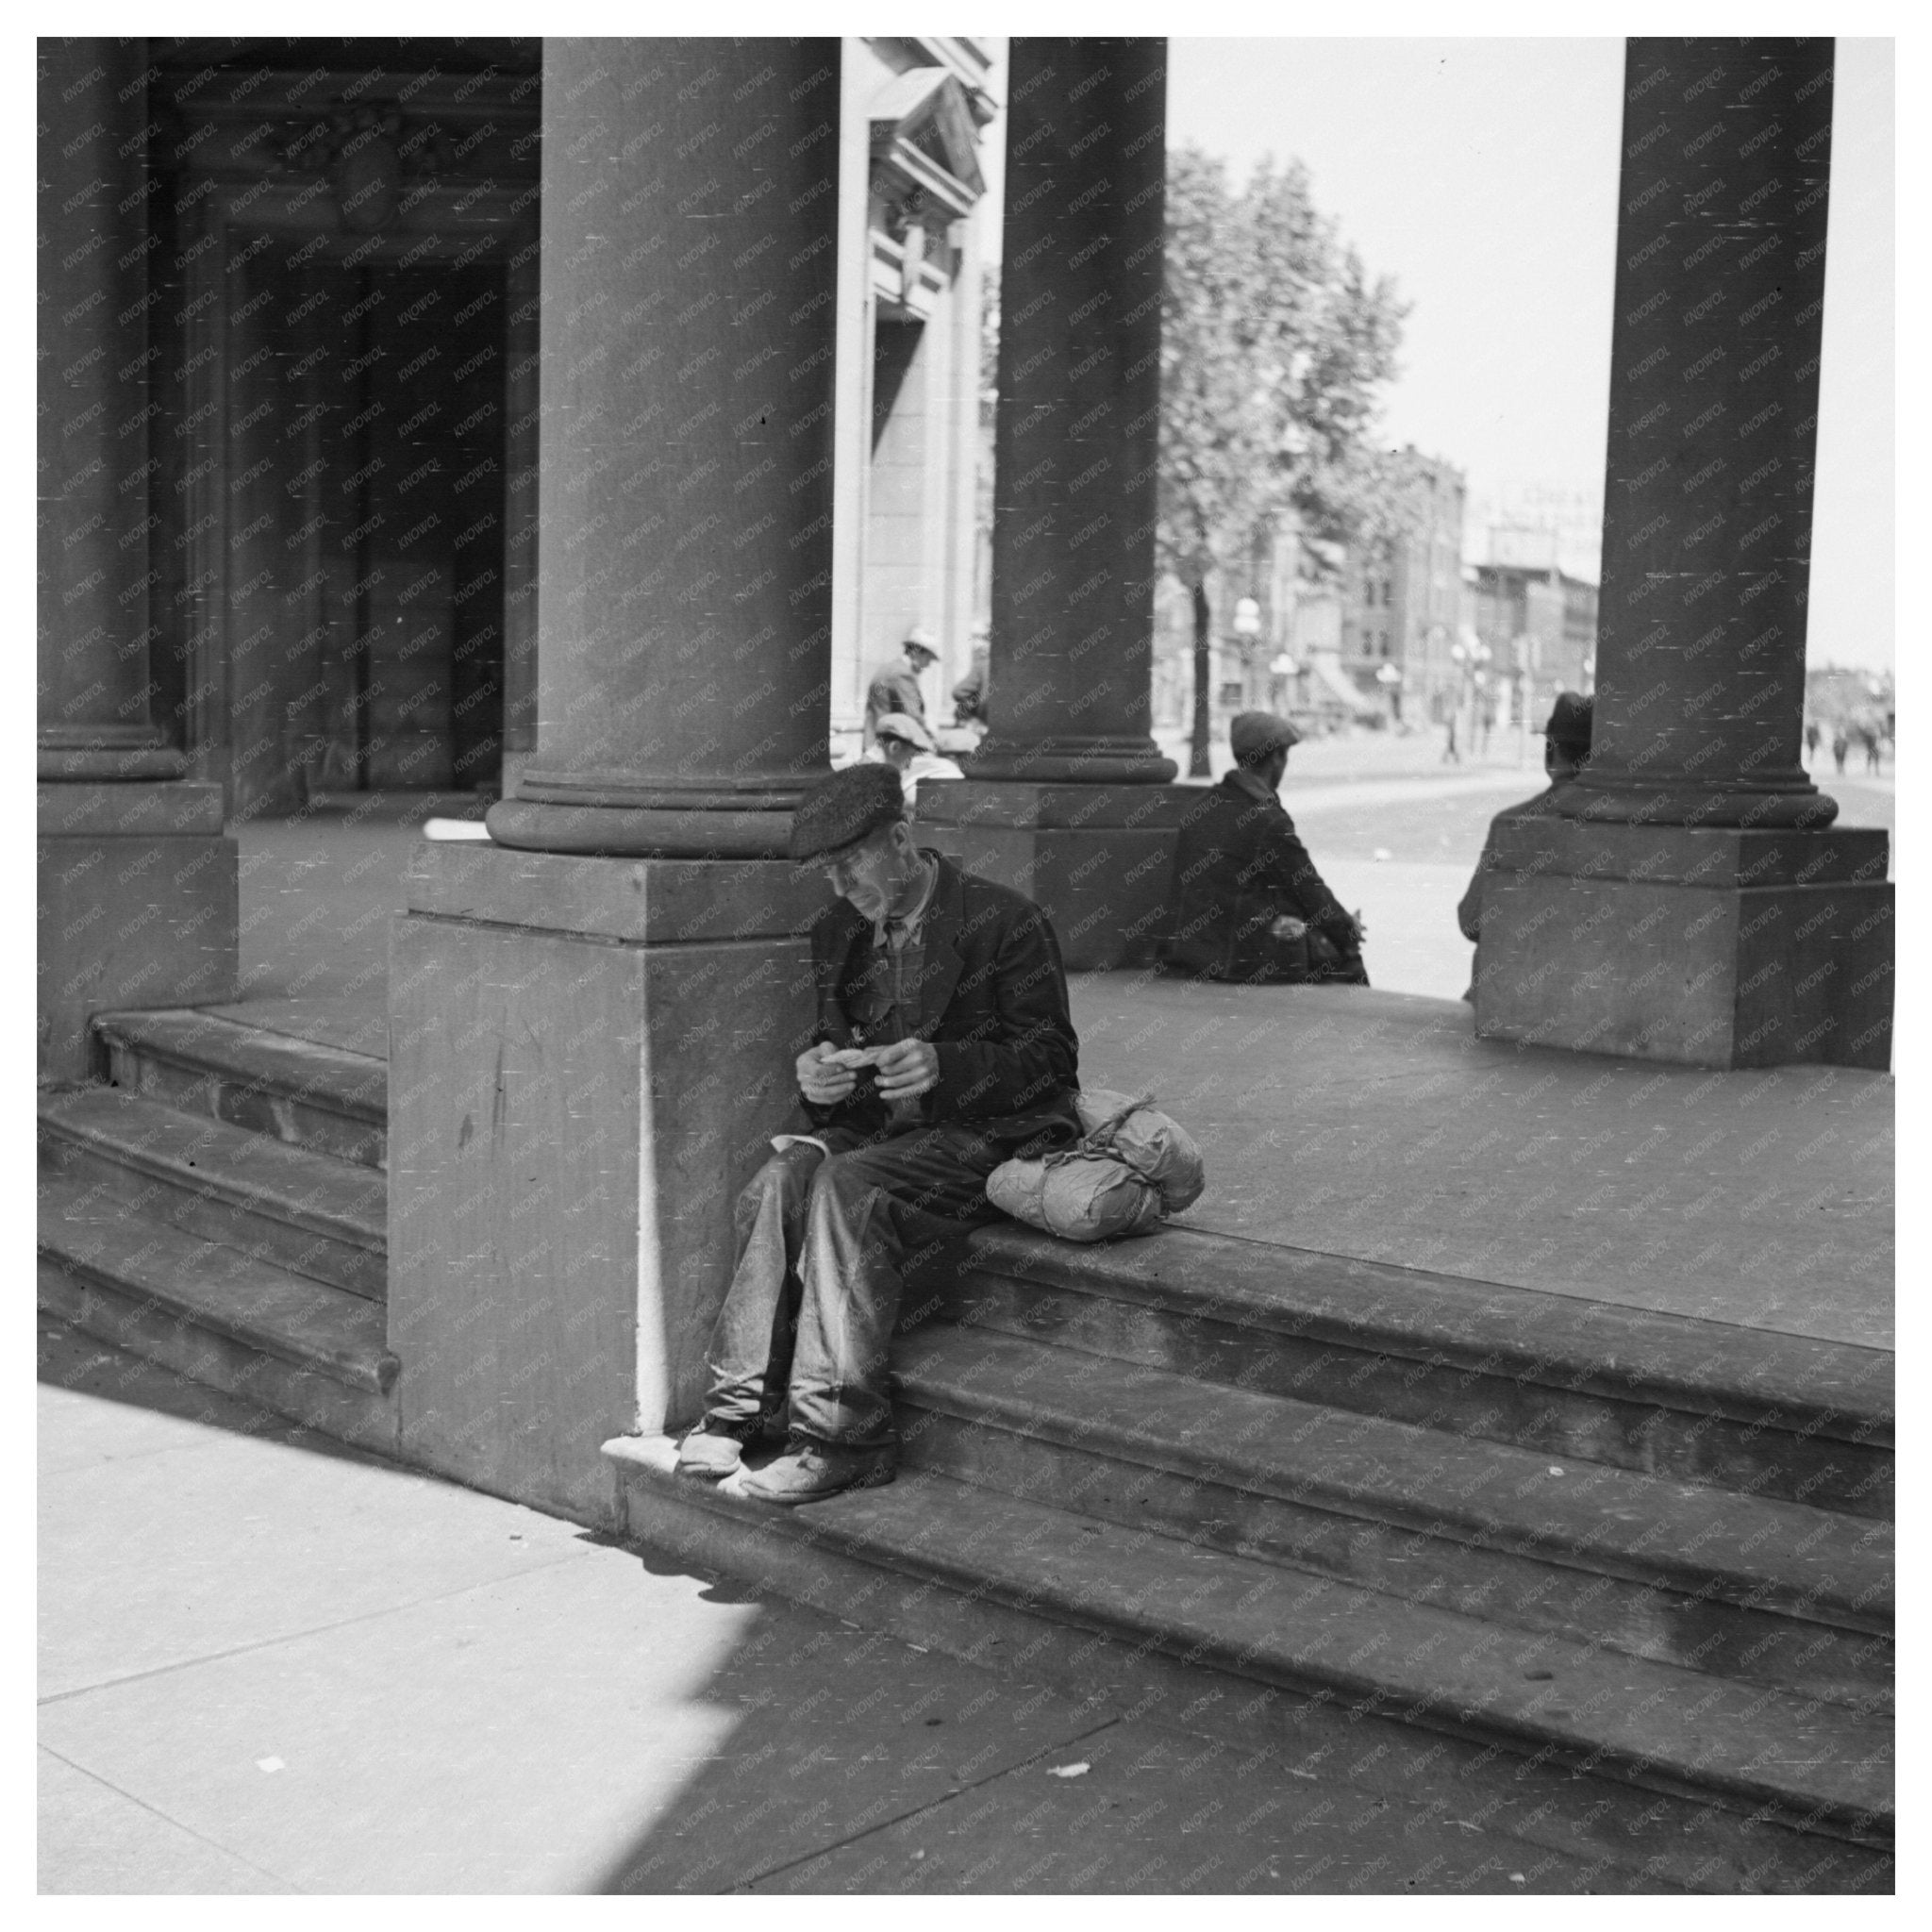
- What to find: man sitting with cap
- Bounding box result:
[1457,691,1593,995]
[864,625,940,747]
[1163,710,1368,986]
[677,762,1082,1505]
[864,710,965,808]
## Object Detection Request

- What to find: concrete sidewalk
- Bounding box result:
[39,1325,1680,1895]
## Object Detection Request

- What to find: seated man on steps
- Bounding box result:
[1456,691,1594,1003]
[677,762,1083,1506]
[1162,710,1368,986]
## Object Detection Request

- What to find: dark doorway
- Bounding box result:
[218,252,509,815]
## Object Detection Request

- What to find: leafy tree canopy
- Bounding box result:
[1157,146,1410,593]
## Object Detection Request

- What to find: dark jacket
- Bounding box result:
[864,656,927,733]
[1457,782,1568,942]
[1165,773,1356,981]
[800,852,1082,1153]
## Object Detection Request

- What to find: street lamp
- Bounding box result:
[1449,636,1490,758]
[1270,651,1298,714]
[1375,659,1402,727]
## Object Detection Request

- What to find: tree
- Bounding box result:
[1158,148,1408,774]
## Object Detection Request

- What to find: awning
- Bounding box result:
[1309,656,1382,717]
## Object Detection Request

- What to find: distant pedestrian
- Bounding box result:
[951,639,990,727]
[1832,727,1849,774]
[1805,720,1822,762]
[1859,724,1882,774]
[1441,714,1460,764]
[864,625,940,747]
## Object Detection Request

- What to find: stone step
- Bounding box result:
[94,1008,387,1170]
[892,1324,1891,1713]
[912,1224,1893,1521]
[606,1436,1891,1847]
[40,1174,397,1407]
[39,1087,387,1302]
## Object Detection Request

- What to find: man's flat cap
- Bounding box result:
[790,762,907,863]
[903,625,939,655]
[1229,710,1303,759]
[1543,691,1594,751]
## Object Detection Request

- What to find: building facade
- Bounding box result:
[1339,448,1466,724]
[1471,535,1600,735]
[71,37,991,823]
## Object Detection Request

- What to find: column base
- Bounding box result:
[487,794,803,858]
[1474,821,1892,1071]
[389,841,823,1524]
[965,734,1178,786]
[1554,773,1837,829]
[38,781,238,1083]
[38,745,190,783]
[913,780,1195,972]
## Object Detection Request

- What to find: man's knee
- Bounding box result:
[740,1146,822,1214]
[810,1148,885,1208]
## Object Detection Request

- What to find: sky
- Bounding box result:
[1141,38,1893,671]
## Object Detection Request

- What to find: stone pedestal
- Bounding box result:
[38,785,239,1082]
[389,843,821,1524]
[1474,822,1891,1070]
[915,782,1195,972]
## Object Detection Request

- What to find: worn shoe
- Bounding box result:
[675,1424,754,1481]
[737,1438,898,1507]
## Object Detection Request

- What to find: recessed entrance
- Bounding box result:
[218,254,508,812]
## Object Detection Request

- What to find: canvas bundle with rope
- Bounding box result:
[985,1088,1206,1242]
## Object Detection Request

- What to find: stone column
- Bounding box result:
[971,36,1172,785]
[1562,39,1833,830]
[38,40,237,1079]
[1475,39,1891,1070]
[483,41,841,858]
[391,41,842,1524]
[918,37,1190,969]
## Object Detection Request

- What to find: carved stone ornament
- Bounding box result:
[332,121,404,233]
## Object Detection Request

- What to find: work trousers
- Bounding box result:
[702,1122,1006,1446]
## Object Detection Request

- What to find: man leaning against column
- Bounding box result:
[677,764,1084,1505]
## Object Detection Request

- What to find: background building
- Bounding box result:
[1149,447,1465,739]
[1469,526,1599,738]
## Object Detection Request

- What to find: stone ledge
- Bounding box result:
[405,840,824,944]
[37,781,228,838]
[1487,818,1890,888]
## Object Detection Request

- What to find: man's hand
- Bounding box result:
[1269,914,1308,941]
[797,1042,858,1106]
[872,1038,940,1101]
[1346,909,1368,946]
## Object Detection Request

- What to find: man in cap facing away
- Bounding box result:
[864,624,940,746]
[677,762,1082,1505]
[1163,710,1368,985]
[1457,692,1593,998]
[864,710,965,807]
